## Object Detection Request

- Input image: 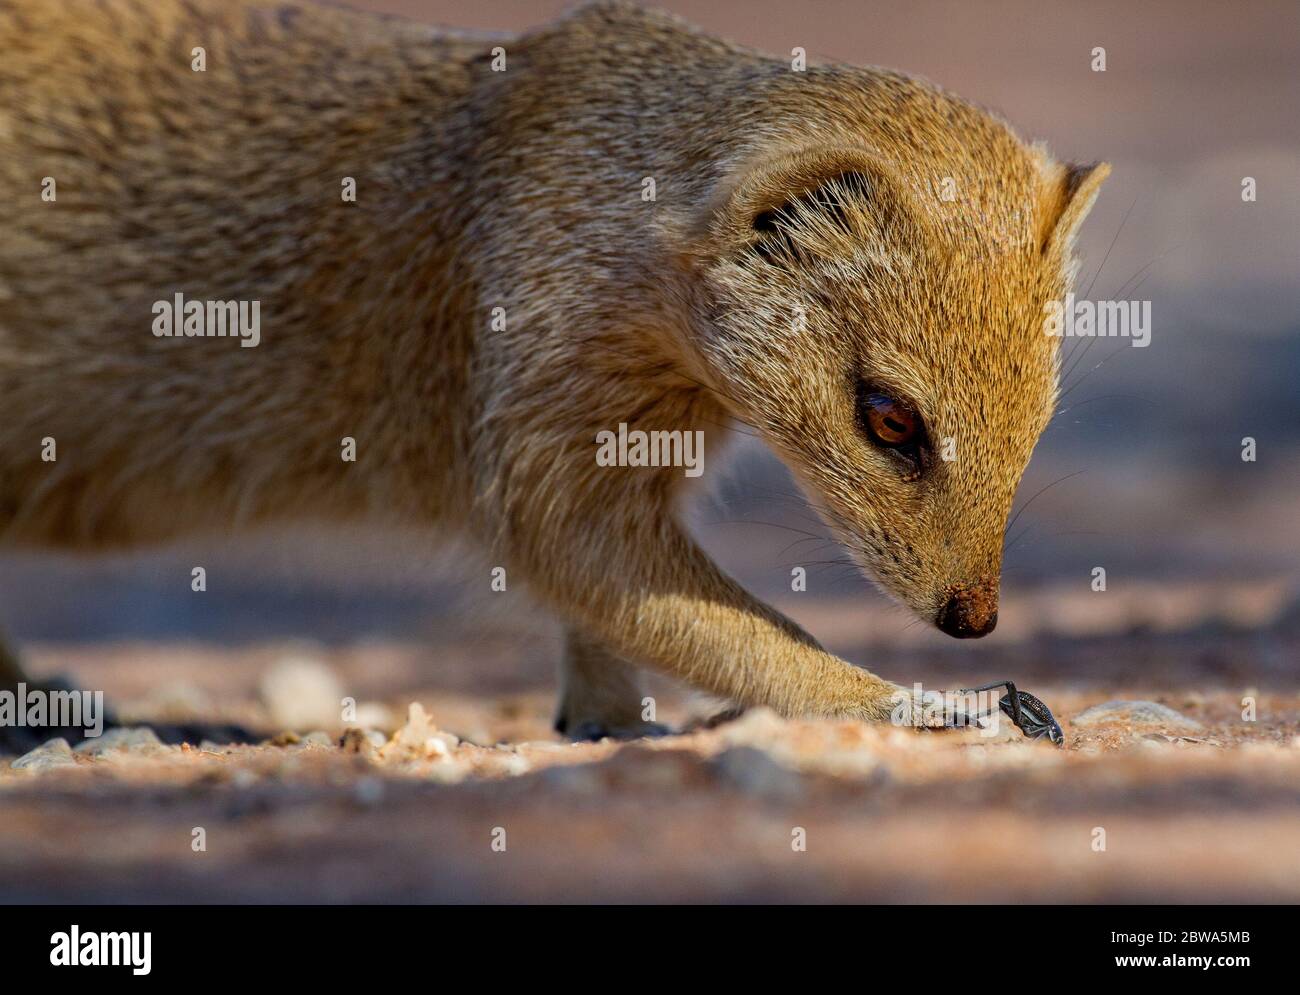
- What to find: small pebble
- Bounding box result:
[12,738,77,771]
[75,726,164,756]
[392,702,435,752]
[340,728,374,756]
[258,656,344,731]
[495,753,531,776]
[1073,700,1202,731]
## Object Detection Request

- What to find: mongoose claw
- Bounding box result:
[892,684,980,731]
[927,705,981,732]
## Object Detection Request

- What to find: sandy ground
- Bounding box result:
[3,585,1299,904]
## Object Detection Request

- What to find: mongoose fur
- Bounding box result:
[0,0,1108,738]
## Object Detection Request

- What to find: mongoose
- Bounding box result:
[0,0,1108,741]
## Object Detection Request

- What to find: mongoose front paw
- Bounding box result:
[882,683,980,731]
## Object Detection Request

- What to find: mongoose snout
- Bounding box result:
[936,579,1000,639]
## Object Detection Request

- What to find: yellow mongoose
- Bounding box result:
[0,0,1107,740]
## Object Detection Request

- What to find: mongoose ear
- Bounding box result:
[686,146,900,266]
[1039,161,1110,256]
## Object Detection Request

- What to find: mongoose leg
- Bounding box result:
[553,627,669,741]
[504,490,937,725]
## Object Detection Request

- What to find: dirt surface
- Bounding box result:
[3,591,1299,903]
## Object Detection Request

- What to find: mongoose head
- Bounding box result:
[680,104,1109,637]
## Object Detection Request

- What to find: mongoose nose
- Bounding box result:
[935,582,999,639]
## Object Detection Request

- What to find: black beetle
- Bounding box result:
[956,680,1064,746]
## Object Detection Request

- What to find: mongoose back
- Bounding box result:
[0,0,1109,738]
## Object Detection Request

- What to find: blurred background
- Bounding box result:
[2,0,1297,710]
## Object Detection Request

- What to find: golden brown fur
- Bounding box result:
[0,0,1107,735]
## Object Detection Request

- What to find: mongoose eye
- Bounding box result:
[860,392,921,447]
